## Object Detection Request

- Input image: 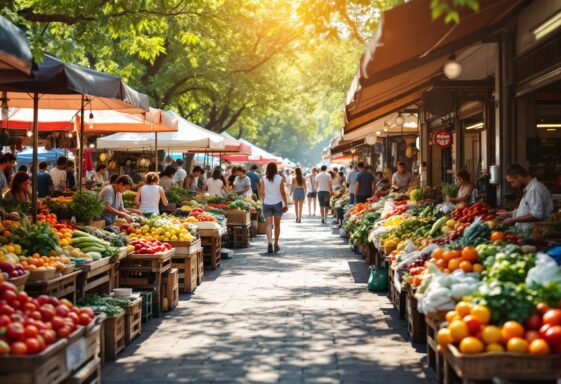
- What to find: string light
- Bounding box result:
[26,130,32,137]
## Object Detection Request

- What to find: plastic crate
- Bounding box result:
[140,291,153,323]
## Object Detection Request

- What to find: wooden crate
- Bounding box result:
[406,289,426,344]
[122,250,173,273]
[140,291,153,323]
[77,260,115,299]
[26,270,81,304]
[161,268,179,312]
[443,345,561,384]
[0,316,102,384]
[196,250,204,285]
[103,311,125,361]
[111,262,119,290]
[124,297,142,345]
[228,223,251,248]
[426,314,445,384]
[226,209,250,225]
[171,250,198,294]
[167,239,202,256]
[388,268,407,319]
[201,234,221,270]
[63,357,101,384]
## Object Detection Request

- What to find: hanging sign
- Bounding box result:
[433,130,452,148]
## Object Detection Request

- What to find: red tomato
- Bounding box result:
[543,309,561,326]
[10,341,28,355]
[0,340,9,356]
[50,316,65,330]
[56,326,71,339]
[544,325,561,346]
[79,313,92,326]
[23,302,38,313]
[0,314,10,327]
[15,291,29,304]
[2,290,16,303]
[7,322,25,341]
[36,296,50,306]
[537,302,551,316]
[525,315,543,331]
[463,315,482,334]
[40,329,56,345]
[67,312,79,325]
[25,338,41,354]
[55,305,69,318]
[39,305,55,321]
[80,307,95,318]
[0,282,16,292]
[0,304,15,316]
[36,335,46,351]
[29,310,42,321]
[24,325,38,338]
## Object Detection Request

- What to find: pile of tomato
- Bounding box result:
[450,202,494,224]
[0,282,94,356]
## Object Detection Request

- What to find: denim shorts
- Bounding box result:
[293,187,305,201]
[307,191,317,198]
[263,202,284,217]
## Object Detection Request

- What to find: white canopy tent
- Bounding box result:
[96,111,224,151]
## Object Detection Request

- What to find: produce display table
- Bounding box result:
[388,267,406,319]
[161,268,179,311]
[103,310,125,361]
[119,250,173,317]
[226,210,251,225]
[228,223,251,249]
[25,269,82,303]
[124,296,142,345]
[200,231,223,270]
[77,257,116,299]
[0,314,104,384]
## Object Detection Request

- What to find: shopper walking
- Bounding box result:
[246,165,262,199]
[205,168,227,197]
[135,172,168,215]
[306,167,318,216]
[260,162,288,253]
[316,165,333,224]
[49,156,68,192]
[346,165,358,205]
[290,167,307,223]
[354,162,375,203]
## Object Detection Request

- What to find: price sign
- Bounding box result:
[433,130,452,148]
[66,337,87,372]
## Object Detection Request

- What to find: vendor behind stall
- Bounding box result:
[447,170,474,204]
[496,164,554,230]
[391,162,412,193]
[99,175,134,225]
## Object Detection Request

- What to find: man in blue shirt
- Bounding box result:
[354,162,376,204]
[246,165,262,199]
[36,161,53,198]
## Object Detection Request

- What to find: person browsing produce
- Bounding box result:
[49,156,68,192]
[234,168,253,198]
[99,175,135,225]
[391,162,412,193]
[91,163,107,185]
[159,165,177,192]
[496,164,554,230]
[185,165,203,192]
[448,169,474,204]
[354,162,375,204]
[246,165,262,199]
[3,171,31,202]
[36,161,53,198]
[135,172,168,215]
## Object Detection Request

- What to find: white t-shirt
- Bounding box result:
[316,172,332,192]
[139,184,161,214]
[263,174,283,205]
[175,168,187,185]
[49,168,67,191]
[514,178,554,230]
[206,178,224,197]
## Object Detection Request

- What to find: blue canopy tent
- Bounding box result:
[16,147,68,163]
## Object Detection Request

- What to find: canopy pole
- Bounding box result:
[31,93,39,223]
[155,132,158,172]
[78,94,85,192]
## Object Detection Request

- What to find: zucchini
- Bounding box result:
[80,246,108,253]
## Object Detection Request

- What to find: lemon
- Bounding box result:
[171,235,178,241]
[5,245,15,253]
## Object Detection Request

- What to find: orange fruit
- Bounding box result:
[459,336,484,354]
[502,321,525,341]
[437,328,454,349]
[449,320,469,342]
[481,325,502,344]
[525,330,540,343]
[470,305,491,325]
[432,248,444,260]
[442,251,454,261]
[529,339,550,355]
[459,260,473,272]
[507,337,528,353]
[448,258,461,271]
[486,343,505,353]
[436,259,447,269]
[446,310,461,323]
[455,302,472,318]
[490,231,505,242]
[461,246,478,262]
[450,250,462,259]
[472,263,484,273]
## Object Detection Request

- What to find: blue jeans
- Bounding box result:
[263,202,283,217]
[349,193,355,205]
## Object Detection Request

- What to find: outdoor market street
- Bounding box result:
[102,208,431,384]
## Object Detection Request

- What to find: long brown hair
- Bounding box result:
[265,162,277,182]
[295,167,303,186]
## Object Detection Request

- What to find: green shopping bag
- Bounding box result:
[367,266,388,292]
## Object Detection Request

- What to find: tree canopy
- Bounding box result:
[1,0,477,165]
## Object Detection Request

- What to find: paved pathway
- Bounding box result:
[103,209,432,383]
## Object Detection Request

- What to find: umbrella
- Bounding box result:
[0,16,33,83]
[16,147,68,163]
[224,139,281,164]
[0,54,150,221]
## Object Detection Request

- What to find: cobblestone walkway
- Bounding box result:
[103,209,432,383]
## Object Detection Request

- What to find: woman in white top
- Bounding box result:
[205,168,227,197]
[259,162,288,253]
[135,172,169,215]
[306,168,317,216]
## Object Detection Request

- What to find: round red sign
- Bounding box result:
[433,130,452,148]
